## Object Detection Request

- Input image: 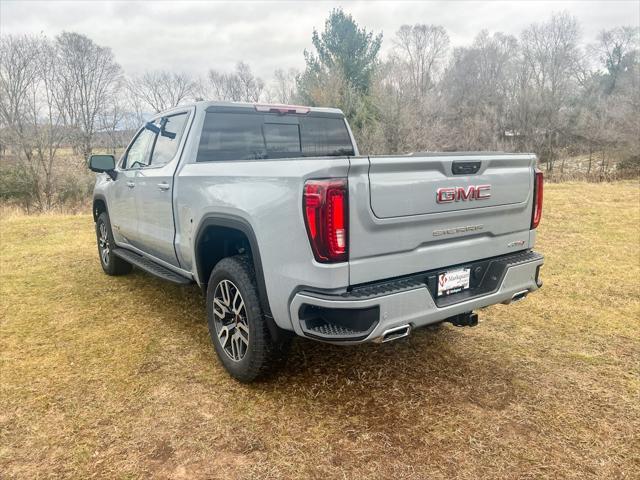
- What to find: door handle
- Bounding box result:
[157,182,170,191]
[126,181,135,188]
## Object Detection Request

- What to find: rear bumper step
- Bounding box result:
[289,250,543,344]
[298,304,379,341]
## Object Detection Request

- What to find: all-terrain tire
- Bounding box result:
[96,212,132,276]
[206,255,289,382]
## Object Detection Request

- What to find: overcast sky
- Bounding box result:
[1,1,638,80]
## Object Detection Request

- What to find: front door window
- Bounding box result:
[125,129,155,169]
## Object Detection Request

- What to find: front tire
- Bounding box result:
[96,212,132,276]
[206,255,288,382]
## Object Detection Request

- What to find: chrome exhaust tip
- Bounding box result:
[378,324,411,343]
[503,290,529,304]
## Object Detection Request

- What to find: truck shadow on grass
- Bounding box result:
[125,270,520,415]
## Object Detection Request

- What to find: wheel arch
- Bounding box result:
[194,214,272,318]
[92,195,108,222]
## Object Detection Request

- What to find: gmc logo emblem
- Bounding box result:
[436,185,491,203]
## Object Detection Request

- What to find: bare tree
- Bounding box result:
[267,68,298,104]
[519,12,582,170]
[54,32,122,159]
[0,35,68,210]
[592,26,640,94]
[575,26,640,173]
[208,70,238,101]
[442,31,520,150]
[208,62,264,102]
[127,70,198,113]
[98,96,127,155]
[0,35,41,162]
[236,62,264,102]
[394,24,450,95]
[28,41,69,209]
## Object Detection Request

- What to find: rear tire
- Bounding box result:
[206,255,289,382]
[96,212,132,276]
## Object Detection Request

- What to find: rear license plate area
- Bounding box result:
[425,254,527,307]
[437,268,471,297]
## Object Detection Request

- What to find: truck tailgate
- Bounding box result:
[348,154,537,285]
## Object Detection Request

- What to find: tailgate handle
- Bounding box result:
[452,161,481,175]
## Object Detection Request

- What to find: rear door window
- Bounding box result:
[198,113,265,161]
[197,112,354,162]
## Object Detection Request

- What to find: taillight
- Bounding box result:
[531,168,543,229]
[303,179,348,263]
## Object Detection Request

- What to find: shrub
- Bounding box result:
[617,154,640,175]
[0,163,40,212]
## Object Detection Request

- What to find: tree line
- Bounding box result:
[1,9,638,212]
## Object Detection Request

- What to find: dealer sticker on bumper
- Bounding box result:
[438,268,471,296]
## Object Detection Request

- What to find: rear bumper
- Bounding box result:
[289,250,544,344]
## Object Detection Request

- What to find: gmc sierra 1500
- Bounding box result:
[89,101,544,382]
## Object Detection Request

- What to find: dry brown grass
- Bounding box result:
[1,182,639,479]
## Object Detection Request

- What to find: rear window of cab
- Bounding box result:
[196,112,354,162]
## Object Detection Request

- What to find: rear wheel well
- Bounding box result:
[194,220,274,322]
[93,199,107,222]
[196,225,252,290]
[194,219,286,341]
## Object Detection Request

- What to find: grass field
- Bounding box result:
[1,182,639,479]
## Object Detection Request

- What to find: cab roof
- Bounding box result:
[191,100,344,117]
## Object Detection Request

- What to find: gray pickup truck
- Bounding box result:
[89,101,544,382]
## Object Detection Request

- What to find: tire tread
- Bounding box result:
[207,254,287,382]
[96,212,132,276]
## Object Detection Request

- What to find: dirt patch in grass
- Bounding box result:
[1,182,639,479]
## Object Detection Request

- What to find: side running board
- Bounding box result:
[112,248,192,285]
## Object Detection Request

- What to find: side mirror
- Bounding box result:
[89,154,117,180]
